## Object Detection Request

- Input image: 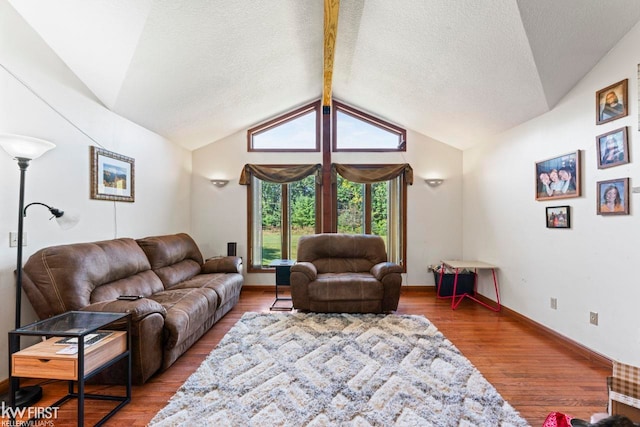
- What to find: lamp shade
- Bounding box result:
[0,134,56,160]
[55,211,80,230]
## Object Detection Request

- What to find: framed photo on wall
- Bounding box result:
[596,79,628,125]
[597,127,629,169]
[596,178,629,215]
[90,146,135,202]
[535,151,581,201]
[546,206,570,229]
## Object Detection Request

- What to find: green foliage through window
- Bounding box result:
[253,175,317,267]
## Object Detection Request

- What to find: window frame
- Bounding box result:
[247,100,321,152]
[332,100,407,152]
[246,167,322,272]
[331,164,408,271]
[244,100,409,273]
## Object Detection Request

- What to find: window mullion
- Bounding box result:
[282,184,290,259]
[364,184,372,234]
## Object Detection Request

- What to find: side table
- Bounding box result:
[9,311,131,426]
[269,259,295,311]
[439,260,501,312]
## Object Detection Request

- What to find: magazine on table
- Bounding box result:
[55,331,113,347]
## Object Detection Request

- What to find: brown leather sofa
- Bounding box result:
[21,233,242,384]
[290,233,402,313]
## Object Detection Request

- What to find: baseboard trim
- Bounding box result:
[482,294,612,368]
[242,285,277,292]
[414,285,612,369]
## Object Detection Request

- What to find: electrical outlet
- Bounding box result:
[590,311,598,326]
[550,298,557,310]
[9,232,27,247]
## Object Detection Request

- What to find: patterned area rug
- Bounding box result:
[150,312,530,426]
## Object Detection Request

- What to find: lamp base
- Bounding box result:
[1,385,43,408]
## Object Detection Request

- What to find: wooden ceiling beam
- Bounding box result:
[323,0,340,108]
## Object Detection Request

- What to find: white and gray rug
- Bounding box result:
[150,312,530,426]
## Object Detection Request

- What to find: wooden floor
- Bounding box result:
[4,288,611,426]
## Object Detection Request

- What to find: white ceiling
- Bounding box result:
[8,0,640,151]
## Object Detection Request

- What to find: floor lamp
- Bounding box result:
[0,134,77,408]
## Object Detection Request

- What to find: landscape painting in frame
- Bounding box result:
[597,127,629,169]
[90,146,135,202]
[596,79,628,125]
[535,151,580,201]
[546,206,570,229]
[597,178,629,216]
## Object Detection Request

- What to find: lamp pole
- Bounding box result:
[6,156,45,408]
[15,157,29,330]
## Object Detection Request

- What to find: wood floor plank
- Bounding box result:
[1,288,610,426]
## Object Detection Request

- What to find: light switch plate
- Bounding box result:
[9,232,26,247]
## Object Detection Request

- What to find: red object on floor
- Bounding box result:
[542,412,573,427]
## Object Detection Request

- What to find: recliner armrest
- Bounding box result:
[202,256,243,274]
[82,298,167,323]
[371,262,403,280]
[290,262,317,281]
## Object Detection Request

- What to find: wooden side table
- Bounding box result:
[9,311,131,426]
[269,259,295,311]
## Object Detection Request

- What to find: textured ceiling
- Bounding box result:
[7,0,640,151]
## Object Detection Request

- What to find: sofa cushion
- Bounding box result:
[148,288,218,350]
[171,273,243,309]
[297,234,387,273]
[309,273,384,301]
[153,259,202,289]
[137,233,204,288]
[23,238,153,315]
[91,270,164,302]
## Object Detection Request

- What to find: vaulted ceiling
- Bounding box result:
[7,0,640,151]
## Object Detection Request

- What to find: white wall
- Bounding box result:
[463,21,640,364]
[191,127,464,286]
[0,2,191,379]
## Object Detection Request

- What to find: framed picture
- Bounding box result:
[596,79,628,125]
[535,151,581,201]
[597,127,629,169]
[546,206,570,229]
[90,146,135,202]
[597,178,629,215]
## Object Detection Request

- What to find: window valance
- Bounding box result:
[239,164,322,185]
[331,163,413,185]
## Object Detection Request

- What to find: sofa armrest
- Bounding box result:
[82,298,167,323]
[202,256,243,274]
[371,262,403,280]
[290,262,317,281]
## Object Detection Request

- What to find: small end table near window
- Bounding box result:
[9,310,131,426]
[439,260,501,312]
[269,259,295,311]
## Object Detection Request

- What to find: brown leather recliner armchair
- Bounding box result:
[290,233,403,313]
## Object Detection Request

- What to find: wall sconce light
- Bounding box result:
[210,179,229,187]
[425,179,444,187]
